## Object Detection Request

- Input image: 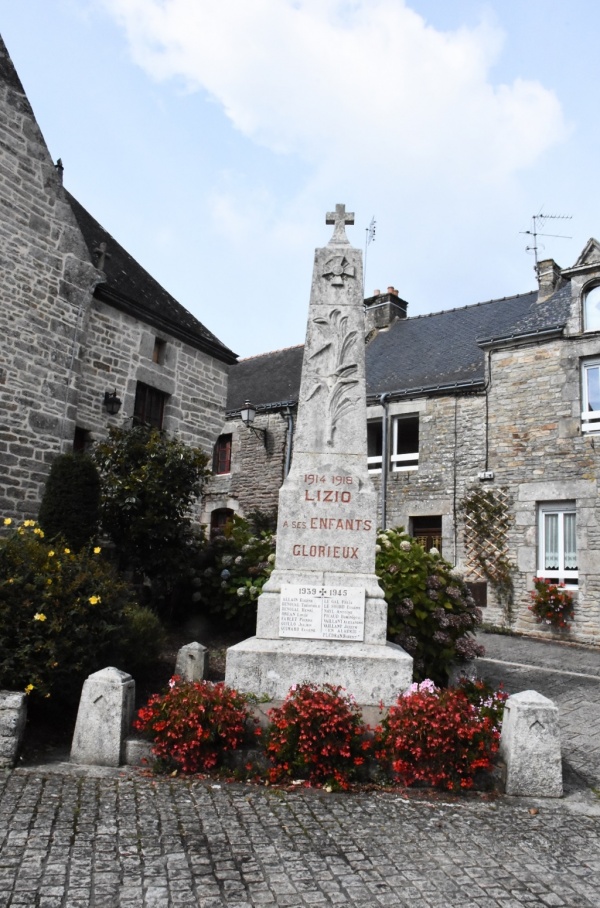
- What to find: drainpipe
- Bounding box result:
[380,393,390,529]
[283,406,294,477]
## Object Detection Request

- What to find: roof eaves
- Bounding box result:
[366,378,485,404]
[95,285,238,364]
[226,399,297,418]
[477,325,565,350]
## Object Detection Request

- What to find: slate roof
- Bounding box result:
[67,191,237,365]
[227,345,304,412]
[226,284,572,411]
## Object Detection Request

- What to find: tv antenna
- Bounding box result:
[363,216,376,297]
[520,211,572,276]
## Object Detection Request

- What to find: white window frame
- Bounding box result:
[537,502,578,587]
[584,285,600,333]
[581,359,600,433]
[367,420,382,473]
[391,414,419,472]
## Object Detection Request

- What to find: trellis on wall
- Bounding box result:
[460,487,515,622]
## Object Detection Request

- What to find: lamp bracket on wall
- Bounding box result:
[239,400,268,449]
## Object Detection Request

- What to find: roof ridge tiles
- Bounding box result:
[238,344,304,362]
[402,290,537,322]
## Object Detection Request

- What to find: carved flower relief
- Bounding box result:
[303,308,359,446]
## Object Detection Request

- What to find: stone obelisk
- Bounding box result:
[225,205,412,705]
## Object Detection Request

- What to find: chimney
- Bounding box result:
[364,286,408,335]
[537,258,563,300]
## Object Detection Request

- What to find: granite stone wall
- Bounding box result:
[0,58,100,520]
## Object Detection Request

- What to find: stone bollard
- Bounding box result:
[175,642,207,682]
[499,690,562,797]
[70,667,135,767]
[0,691,27,768]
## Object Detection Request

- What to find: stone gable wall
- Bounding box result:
[0,64,100,520]
[486,335,600,643]
[75,301,229,456]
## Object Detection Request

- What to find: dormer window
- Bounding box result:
[583,285,600,332]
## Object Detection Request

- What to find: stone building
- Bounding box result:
[206,265,600,645]
[0,36,236,521]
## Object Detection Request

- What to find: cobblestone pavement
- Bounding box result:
[0,632,599,908]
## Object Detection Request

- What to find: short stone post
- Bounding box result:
[499,690,562,797]
[70,667,135,767]
[175,642,207,682]
[0,691,27,768]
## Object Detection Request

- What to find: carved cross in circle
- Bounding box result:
[326,203,354,244]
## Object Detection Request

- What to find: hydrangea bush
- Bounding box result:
[376,528,484,684]
[192,515,276,629]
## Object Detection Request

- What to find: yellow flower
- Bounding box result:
[88,595,101,605]
[23,520,35,527]
[48,550,55,557]
[64,548,71,554]
[34,527,44,537]
[51,662,58,668]
[8,578,14,584]
[33,613,47,622]
[3,517,12,526]
[25,684,34,694]
[93,547,101,555]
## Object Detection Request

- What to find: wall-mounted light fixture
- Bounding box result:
[240,399,267,448]
[103,389,122,416]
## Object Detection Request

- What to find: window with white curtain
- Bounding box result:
[538,503,578,586]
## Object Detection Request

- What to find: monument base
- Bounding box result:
[225,636,413,706]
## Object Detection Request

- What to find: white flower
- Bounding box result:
[400,541,411,551]
[267,554,275,563]
[237,588,246,597]
[429,546,439,556]
[375,544,381,553]
[235,555,242,564]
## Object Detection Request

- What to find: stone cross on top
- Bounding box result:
[326,203,354,245]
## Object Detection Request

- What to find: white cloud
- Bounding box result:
[103,0,565,184]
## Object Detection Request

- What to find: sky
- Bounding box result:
[2,1,600,358]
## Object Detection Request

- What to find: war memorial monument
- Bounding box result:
[225,205,413,705]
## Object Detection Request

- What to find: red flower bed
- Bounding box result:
[374,686,500,791]
[265,683,371,790]
[134,677,256,774]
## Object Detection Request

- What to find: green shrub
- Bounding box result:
[38,453,100,550]
[376,527,483,685]
[0,518,138,703]
[93,426,210,609]
[191,515,275,629]
[111,603,166,677]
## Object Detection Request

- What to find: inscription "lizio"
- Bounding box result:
[304,489,351,503]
